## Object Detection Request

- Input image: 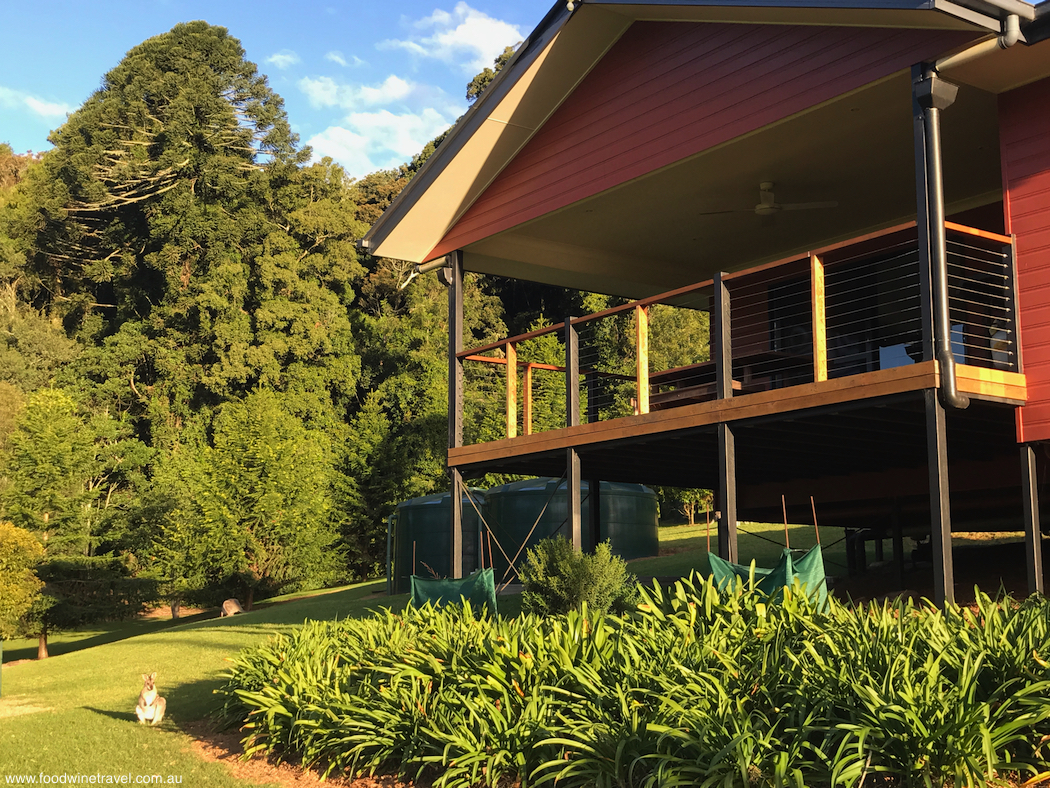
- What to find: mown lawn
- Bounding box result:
[0,522,1033,784]
[630,519,856,578]
[0,580,405,785]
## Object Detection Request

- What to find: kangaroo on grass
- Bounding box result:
[136,672,166,725]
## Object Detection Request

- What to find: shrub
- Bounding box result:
[520,536,638,616]
[219,580,1050,788]
[0,521,43,639]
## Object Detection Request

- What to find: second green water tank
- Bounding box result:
[483,478,659,581]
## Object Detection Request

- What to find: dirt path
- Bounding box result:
[184,722,427,788]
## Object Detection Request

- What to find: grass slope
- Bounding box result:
[0,581,404,785]
[0,522,1030,784]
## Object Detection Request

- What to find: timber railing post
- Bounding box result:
[636,305,650,415]
[447,250,464,579]
[811,254,827,382]
[714,273,738,563]
[505,341,517,439]
[523,363,534,435]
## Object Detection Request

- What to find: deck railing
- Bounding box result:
[459,221,1018,445]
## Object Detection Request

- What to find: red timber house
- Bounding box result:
[362,0,1050,605]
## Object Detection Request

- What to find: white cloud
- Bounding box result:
[0,86,73,119]
[307,108,454,178]
[299,74,418,110]
[325,51,367,68]
[266,49,301,70]
[380,2,522,75]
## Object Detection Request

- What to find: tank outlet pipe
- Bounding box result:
[916,72,969,410]
[935,14,1021,72]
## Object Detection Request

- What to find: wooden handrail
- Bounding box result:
[945,221,1012,246]
[459,219,1003,360]
[459,322,565,359]
[808,221,917,259]
[464,354,634,380]
[571,278,715,326]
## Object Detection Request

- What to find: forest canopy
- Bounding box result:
[0,24,708,629]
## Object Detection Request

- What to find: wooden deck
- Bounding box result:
[449,361,1026,468]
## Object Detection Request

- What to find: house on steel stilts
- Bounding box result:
[361,0,1050,606]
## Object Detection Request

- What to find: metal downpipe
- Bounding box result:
[917,74,969,409]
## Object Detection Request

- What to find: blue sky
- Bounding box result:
[0,0,554,178]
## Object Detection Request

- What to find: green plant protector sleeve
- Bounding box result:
[708,546,828,611]
[410,568,498,614]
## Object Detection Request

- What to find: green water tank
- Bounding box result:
[483,478,659,582]
[390,490,482,595]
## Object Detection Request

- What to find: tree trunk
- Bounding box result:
[170,599,181,620]
[246,586,254,611]
[37,632,49,660]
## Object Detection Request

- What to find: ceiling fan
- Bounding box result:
[699,182,838,217]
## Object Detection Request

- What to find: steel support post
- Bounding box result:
[1021,444,1045,594]
[925,388,955,606]
[447,250,464,578]
[714,272,738,562]
[714,273,734,401]
[567,449,582,551]
[589,479,601,551]
[717,423,738,562]
[564,317,582,550]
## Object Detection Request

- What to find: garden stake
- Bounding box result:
[412,540,416,577]
[462,485,515,571]
[811,495,821,545]
[782,494,790,549]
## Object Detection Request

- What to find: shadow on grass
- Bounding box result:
[2,611,216,663]
[165,676,234,725]
[85,706,138,724]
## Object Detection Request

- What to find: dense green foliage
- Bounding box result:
[0,521,44,639]
[0,20,711,622]
[154,389,339,606]
[466,45,517,103]
[0,22,523,613]
[221,580,1050,788]
[521,536,638,616]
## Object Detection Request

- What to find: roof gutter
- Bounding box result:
[934,12,1021,70]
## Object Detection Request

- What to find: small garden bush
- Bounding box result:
[520,536,638,616]
[218,577,1050,788]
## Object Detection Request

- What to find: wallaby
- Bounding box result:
[135,672,166,726]
[220,598,244,616]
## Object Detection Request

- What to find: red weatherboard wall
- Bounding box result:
[430,21,975,259]
[1001,77,1050,443]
